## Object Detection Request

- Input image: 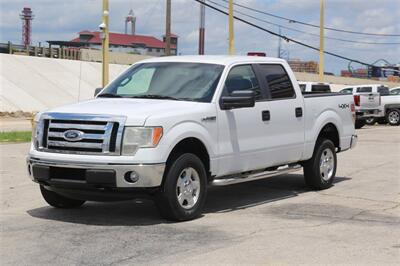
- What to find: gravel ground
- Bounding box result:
[0,125,399,265]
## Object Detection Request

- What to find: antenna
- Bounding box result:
[20,7,34,47]
[125,9,136,35]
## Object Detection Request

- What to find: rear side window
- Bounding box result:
[259,64,295,99]
[357,87,372,93]
[311,84,331,92]
[377,86,390,95]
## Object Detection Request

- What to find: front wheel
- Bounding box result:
[40,185,85,208]
[303,139,337,190]
[386,109,400,126]
[155,153,207,221]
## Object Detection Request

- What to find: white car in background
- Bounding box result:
[391,87,400,95]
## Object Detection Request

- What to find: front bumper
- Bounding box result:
[27,156,165,188]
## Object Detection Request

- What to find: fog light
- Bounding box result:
[124,171,140,183]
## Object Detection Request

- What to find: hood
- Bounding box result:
[47,98,204,126]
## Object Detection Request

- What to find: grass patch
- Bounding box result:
[0,131,31,143]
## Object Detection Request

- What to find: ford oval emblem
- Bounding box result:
[63,130,84,142]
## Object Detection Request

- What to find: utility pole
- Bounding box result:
[277,26,282,58]
[165,0,171,56]
[228,0,235,55]
[319,0,324,82]
[101,0,109,87]
[198,0,205,55]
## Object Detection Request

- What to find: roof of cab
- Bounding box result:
[138,55,287,66]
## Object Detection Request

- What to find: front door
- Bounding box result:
[216,64,272,176]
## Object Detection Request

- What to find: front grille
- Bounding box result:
[37,113,126,155]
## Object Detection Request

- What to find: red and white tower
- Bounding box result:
[125,9,136,35]
[20,7,34,47]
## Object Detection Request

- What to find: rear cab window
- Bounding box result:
[258,64,296,100]
[311,84,331,92]
[357,87,372,93]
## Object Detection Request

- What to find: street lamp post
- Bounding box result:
[101,0,109,88]
[319,0,324,82]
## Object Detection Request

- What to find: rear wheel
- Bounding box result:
[40,185,85,208]
[355,119,366,129]
[365,117,376,125]
[303,139,337,190]
[155,153,207,221]
[386,109,400,126]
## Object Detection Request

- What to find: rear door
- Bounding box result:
[255,64,305,165]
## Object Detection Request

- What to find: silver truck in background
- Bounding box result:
[340,85,382,129]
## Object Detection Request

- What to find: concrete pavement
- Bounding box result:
[0,125,399,265]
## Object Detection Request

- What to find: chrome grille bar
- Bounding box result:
[48,123,107,130]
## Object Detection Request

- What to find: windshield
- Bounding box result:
[99,62,225,102]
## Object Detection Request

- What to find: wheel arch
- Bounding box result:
[165,137,211,182]
[316,123,340,150]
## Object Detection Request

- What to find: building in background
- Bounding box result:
[48,31,178,57]
[288,59,319,74]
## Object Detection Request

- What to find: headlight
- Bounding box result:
[122,127,163,155]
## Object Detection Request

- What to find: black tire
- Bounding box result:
[40,185,85,208]
[377,118,387,125]
[386,109,400,126]
[155,153,207,221]
[303,139,337,190]
[355,119,366,129]
[365,117,376,125]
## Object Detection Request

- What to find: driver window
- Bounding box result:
[117,68,155,95]
[224,65,261,99]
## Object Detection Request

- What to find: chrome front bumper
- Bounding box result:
[350,135,358,149]
[27,157,165,188]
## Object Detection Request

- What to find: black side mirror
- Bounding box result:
[94,88,102,97]
[221,90,255,110]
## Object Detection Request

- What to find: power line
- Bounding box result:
[208,0,400,45]
[220,0,400,37]
[194,0,376,67]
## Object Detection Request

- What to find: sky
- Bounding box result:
[1,0,399,74]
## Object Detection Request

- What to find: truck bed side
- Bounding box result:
[302,93,354,160]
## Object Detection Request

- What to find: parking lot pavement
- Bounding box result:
[1,125,399,265]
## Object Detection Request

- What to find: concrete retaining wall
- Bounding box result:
[1,54,399,113]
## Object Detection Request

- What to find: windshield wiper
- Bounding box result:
[97,93,122,98]
[129,94,181,101]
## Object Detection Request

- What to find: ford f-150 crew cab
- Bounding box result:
[27,56,357,221]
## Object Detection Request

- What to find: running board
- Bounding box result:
[211,164,302,186]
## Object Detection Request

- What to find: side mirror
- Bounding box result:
[221,90,255,110]
[94,88,102,97]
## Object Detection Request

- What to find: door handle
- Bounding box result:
[262,110,270,121]
[295,107,303,117]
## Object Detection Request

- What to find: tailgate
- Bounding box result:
[359,93,380,109]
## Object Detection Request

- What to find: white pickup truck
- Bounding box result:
[28,56,357,221]
[340,85,382,128]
